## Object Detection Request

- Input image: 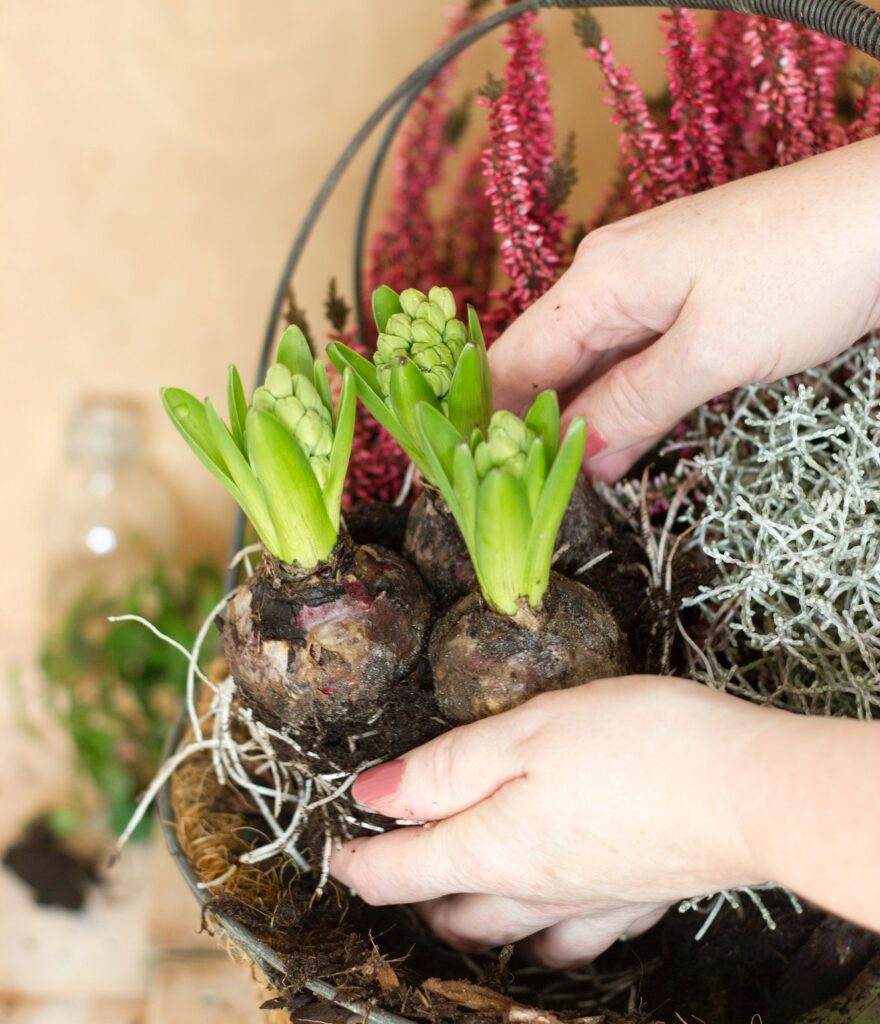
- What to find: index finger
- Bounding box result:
[330,816,473,905]
[489,273,600,414]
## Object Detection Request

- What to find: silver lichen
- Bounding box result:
[682,343,880,719]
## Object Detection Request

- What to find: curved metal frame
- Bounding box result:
[161,0,880,1014]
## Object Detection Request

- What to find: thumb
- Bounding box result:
[567,315,721,483]
[351,706,529,821]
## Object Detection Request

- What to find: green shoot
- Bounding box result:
[327,284,493,483]
[162,325,355,569]
[416,392,587,615]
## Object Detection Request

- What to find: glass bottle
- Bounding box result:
[43,396,179,620]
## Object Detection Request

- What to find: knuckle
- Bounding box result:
[349,866,389,907]
[575,222,624,263]
[424,730,460,808]
[342,845,393,906]
[602,359,667,438]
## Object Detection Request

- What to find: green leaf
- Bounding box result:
[203,399,278,554]
[323,368,356,531]
[388,358,442,458]
[328,343,425,468]
[467,305,486,351]
[524,390,561,465]
[451,441,479,552]
[522,418,587,607]
[372,285,402,333]
[312,360,335,424]
[467,305,493,425]
[446,344,486,438]
[474,470,530,616]
[415,402,462,499]
[161,388,234,490]
[226,365,249,455]
[276,325,314,380]
[246,410,337,567]
[523,437,547,516]
[327,341,381,395]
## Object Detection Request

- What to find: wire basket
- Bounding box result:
[158,0,880,1018]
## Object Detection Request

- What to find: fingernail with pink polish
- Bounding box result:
[583,427,608,461]
[352,759,405,806]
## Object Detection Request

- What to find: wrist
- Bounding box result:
[733,709,880,931]
[729,707,809,888]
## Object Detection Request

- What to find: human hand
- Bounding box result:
[489,136,880,482]
[329,676,785,969]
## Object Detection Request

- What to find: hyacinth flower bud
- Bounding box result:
[399,288,427,318]
[371,284,472,405]
[385,313,414,340]
[428,285,456,321]
[297,409,332,455]
[442,318,467,348]
[292,375,332,424]
[416,300,447,334]
[473,410,536,480]
[411,320,443,347]
[274,395,306,434]
[264,363,294,398]
[253,362,334,482]
[376,332,410,361]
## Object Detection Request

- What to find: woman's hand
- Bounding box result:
[330,677,774,968]
[489,136,880,482]
[329,677,880,969]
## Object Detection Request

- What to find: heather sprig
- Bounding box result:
[366,3,482,303]
[162,325,355,569]
[328,284,493,483]
[574,10,677,211]
[661,8,728,194]
[416,392,587,615]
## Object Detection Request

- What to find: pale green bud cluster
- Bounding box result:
[252,363,333,485]
[374,285,467,401]
[473,410,536,480]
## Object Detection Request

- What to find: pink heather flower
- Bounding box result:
[578,26,677,211]
[661,8,729,194]
[474,6,578,333]
[848,68,880,143]
[501,6,568,253]
[705,12,755,176]
[366,4,480,313]
[438,148,496,313]
[745,18,817,165]
[801,32,849,150]
[478,79,560,317]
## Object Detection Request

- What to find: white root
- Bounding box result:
[115,554,395,897]
[394,460,417,507]
[678,882,803,941]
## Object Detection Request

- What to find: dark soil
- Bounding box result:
[172,497,879,1024]
[3,821,99,910]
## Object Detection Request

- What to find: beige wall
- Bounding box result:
[1,2,672,646]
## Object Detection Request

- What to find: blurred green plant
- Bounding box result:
[40,561,222,839]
